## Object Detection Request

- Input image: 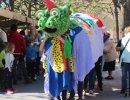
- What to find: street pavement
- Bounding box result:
[0,64,130,100]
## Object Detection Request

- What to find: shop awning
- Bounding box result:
[0,8,37,28]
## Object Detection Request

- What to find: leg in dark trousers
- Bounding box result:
[122,63,130,97]
[68,89,75,100]
[78,81,83,99]
[14,55,30,84]
[35,52,41,75]
[8,72,13,89]
[62,90,67,100]
[84,74,89,91]
[19,60,30,83]
[84,68,95,95]
[120,63,125,93]
[12,57,19,84]
[12,66,18,85]
[26,61,35,81]
[0,68,5,91]
[56,96,61,100]
[4,68,13,90]
[30,61,35,81]
[129,71,130,95]
[88,68,95,91]
[26,62,31,77]
[95,56,103,91]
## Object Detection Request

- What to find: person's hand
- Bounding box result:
[16,60,19,64]
[103,50,108,54]
[120,47,124,51]
[31,57,35,60]
[8,68,12,72]
[39,35,48,52]
[43,35,49,41]
[116,47,124,51]
[40,62,43,71]
[40,61,46,75]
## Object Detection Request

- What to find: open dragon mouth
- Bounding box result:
[44,27,57,33]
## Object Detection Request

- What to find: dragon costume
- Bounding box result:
[36,0,104,98]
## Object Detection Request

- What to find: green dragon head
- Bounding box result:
[35,0,72,37]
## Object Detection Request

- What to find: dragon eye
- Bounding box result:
[51,10,58,16]
[38,12,43,17]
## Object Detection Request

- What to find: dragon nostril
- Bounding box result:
[46,22,51,27]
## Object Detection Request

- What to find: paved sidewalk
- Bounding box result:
[0,64,130,100]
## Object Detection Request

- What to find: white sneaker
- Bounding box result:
[34,75,37,80]
[6,89,14,94]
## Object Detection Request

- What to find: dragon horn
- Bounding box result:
[45,0,56,12]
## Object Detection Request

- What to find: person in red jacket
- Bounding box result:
[8,24,31,84]
[8,24,26,55]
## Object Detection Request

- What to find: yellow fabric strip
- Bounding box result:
[51,38,64,73]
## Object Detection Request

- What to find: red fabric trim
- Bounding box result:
[60,42,67,70]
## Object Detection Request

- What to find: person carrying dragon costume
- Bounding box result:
[35,0,104,99]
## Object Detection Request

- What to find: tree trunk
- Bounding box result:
[122,0,130,29]
[28,2,31,17]
[10,0,14,11]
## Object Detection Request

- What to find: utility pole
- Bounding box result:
[113,0,120,42]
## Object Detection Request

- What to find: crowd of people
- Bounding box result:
[0,24,130,99]
[0,24,44,94]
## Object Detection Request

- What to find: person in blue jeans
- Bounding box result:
[120,26,130,96]
[122,63,130,96]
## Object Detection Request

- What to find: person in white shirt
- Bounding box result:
[120,26,130,96]
[0,28,7,43]
[4,43,15,94]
